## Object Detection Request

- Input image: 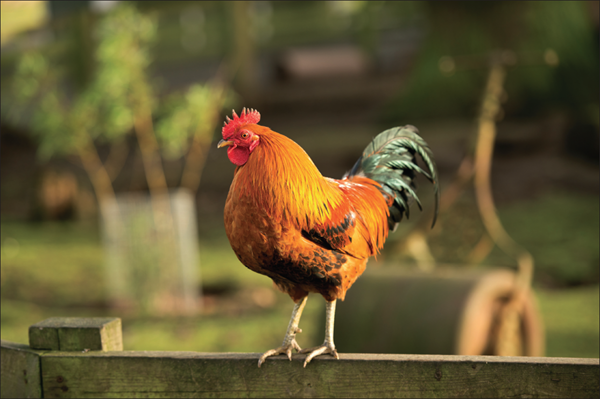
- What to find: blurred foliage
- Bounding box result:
[2,2,236,318]
[0,1,48,46]
[128,1,425,71]
[423,191,599,287]
[383,1,599,122]
[495,193,599,286]
[90,3,157,142]
[3,2,596,127]
[2,2,233,169]
[6,51,83,159]
[155,84,235,159]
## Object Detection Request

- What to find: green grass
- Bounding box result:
[497,193,600,286]
[536,285,599,358]
[1,191,599,358]
[0,219,323,353]
[121,296,324,353]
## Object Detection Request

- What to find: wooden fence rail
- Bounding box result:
[1,317,599,398]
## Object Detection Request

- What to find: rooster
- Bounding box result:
[218,108,439,367]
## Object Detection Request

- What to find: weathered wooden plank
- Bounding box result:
[0,341,42,399]
[39,351,599,398]
[29,317,123,351]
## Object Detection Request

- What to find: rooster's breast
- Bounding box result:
[224,190,366,302]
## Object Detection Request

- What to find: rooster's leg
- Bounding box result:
[257,295,307,367]
[300,299,339,367]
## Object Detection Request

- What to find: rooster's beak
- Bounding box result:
[218,139,234,148]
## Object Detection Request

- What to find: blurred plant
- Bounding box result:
[155,82,230,193]
[383,1,599,122]
[3,3,234,315]
[4,2,233,210]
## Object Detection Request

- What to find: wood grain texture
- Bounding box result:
[38,351,599,398]
[28,317,123,351]
[1,341,42,399]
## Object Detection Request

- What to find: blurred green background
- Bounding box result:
[1,1,598,358]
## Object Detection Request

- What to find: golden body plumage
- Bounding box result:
[224,126,389,302]
[218,109,438,367]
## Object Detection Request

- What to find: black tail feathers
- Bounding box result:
[345,125,439,231]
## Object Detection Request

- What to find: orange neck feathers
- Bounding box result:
[232,126,343,228]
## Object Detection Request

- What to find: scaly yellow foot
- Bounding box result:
[301,299,339,367]
[258,297,307,368]
[300,341,339,367]
[258,327,302,367]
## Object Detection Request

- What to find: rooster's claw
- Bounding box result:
[300,343,339,367]
[257,338,302,367]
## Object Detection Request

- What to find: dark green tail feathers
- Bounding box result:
[345,125,440,231]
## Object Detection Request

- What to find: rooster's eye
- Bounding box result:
[241,132,249,139]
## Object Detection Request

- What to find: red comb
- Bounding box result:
[222,108,261,139]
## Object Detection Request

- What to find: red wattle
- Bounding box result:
[228,146,251,166]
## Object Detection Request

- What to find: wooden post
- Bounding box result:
[29,317,123,352]
[35,353,600,398]
[0,341,42,399]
